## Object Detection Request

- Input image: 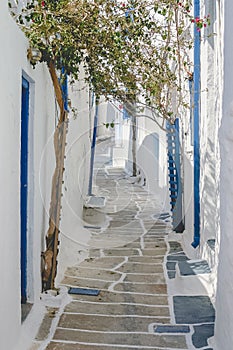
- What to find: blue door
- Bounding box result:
[20,77,29,304]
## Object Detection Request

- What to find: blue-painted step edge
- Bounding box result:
[68,287,100,296]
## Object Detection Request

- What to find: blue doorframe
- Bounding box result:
[21,77,30,304]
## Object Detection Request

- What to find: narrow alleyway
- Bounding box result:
[32,139,215,350]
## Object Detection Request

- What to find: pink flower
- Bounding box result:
[41,1,45,7]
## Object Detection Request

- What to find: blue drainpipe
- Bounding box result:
[191,0,201,248]
[88,99,99,196]
[61,67,68,111]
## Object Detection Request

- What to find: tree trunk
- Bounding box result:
[41,61,68,291]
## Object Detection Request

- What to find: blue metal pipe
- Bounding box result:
[61,67,68,111]
[192,0,201,248]
[88,101,99,196]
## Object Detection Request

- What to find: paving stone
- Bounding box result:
[89,236,141,248]
[117,263,163,274]
[178,260,211,276]
[79,257,125,269]
[166,262,176,270]
[114,283,167,294]
[103,249,140,256]
[41,163,193,350]
[192,324,215,348]
[53,329,188,348]
[88,249,101,258]
[124,273,165,284]
[173,296,215,324]
[168,241,182,248]
[167,254,189,261]
[154,325,190,333]
[128,256,164,263]
[122,242,141,248]
[61,277,112,290]
[167,271,176,279]
[109,220,140,228]
[147,231,169,236]
[144,241,167,249]
[64,268,121,281]
[71,291,169,305]
[142,248,167,256]
[144,237,166,242]
[64,301,170,317]
[46,343,165,350]
[58,313,170,332]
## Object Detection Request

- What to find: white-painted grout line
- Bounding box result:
[61,313,170,318]
[112,256,128,271]
[69,300,169,307]
[100,248,105,257]
[57,326,166,333]
[108,272,127,292]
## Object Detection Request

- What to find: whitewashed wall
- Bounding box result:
[214,0,233,348]
[0,2,94,349]
[182,0,222,274]
[136,110,169,210]
[198,0,222,298]
[0,2,56,349]
[56,69,92,283]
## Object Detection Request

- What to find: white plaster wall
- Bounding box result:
[136,109,169,211]
[97,99,115,139]
[0,2,58,349]
[182,0,222,269]
[199,0,221,277]
[214,0,233,348]
[182,149,195,257]
[56,69,92,283]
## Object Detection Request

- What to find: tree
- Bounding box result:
[12,0,209,289]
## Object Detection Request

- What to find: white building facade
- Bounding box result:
[0,2,94,349]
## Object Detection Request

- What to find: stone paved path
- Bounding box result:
[41,164,190,350]
[32,140,214,350]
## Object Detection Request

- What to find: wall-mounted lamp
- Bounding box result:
[27,47,42,65]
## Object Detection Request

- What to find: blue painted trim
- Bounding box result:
[192,0,201,248]
[61,67,68,111]
[21,77,30,303]
[88,101,99,196]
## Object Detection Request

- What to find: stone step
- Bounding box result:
[177,259,211,277]
[53,328,188,349]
